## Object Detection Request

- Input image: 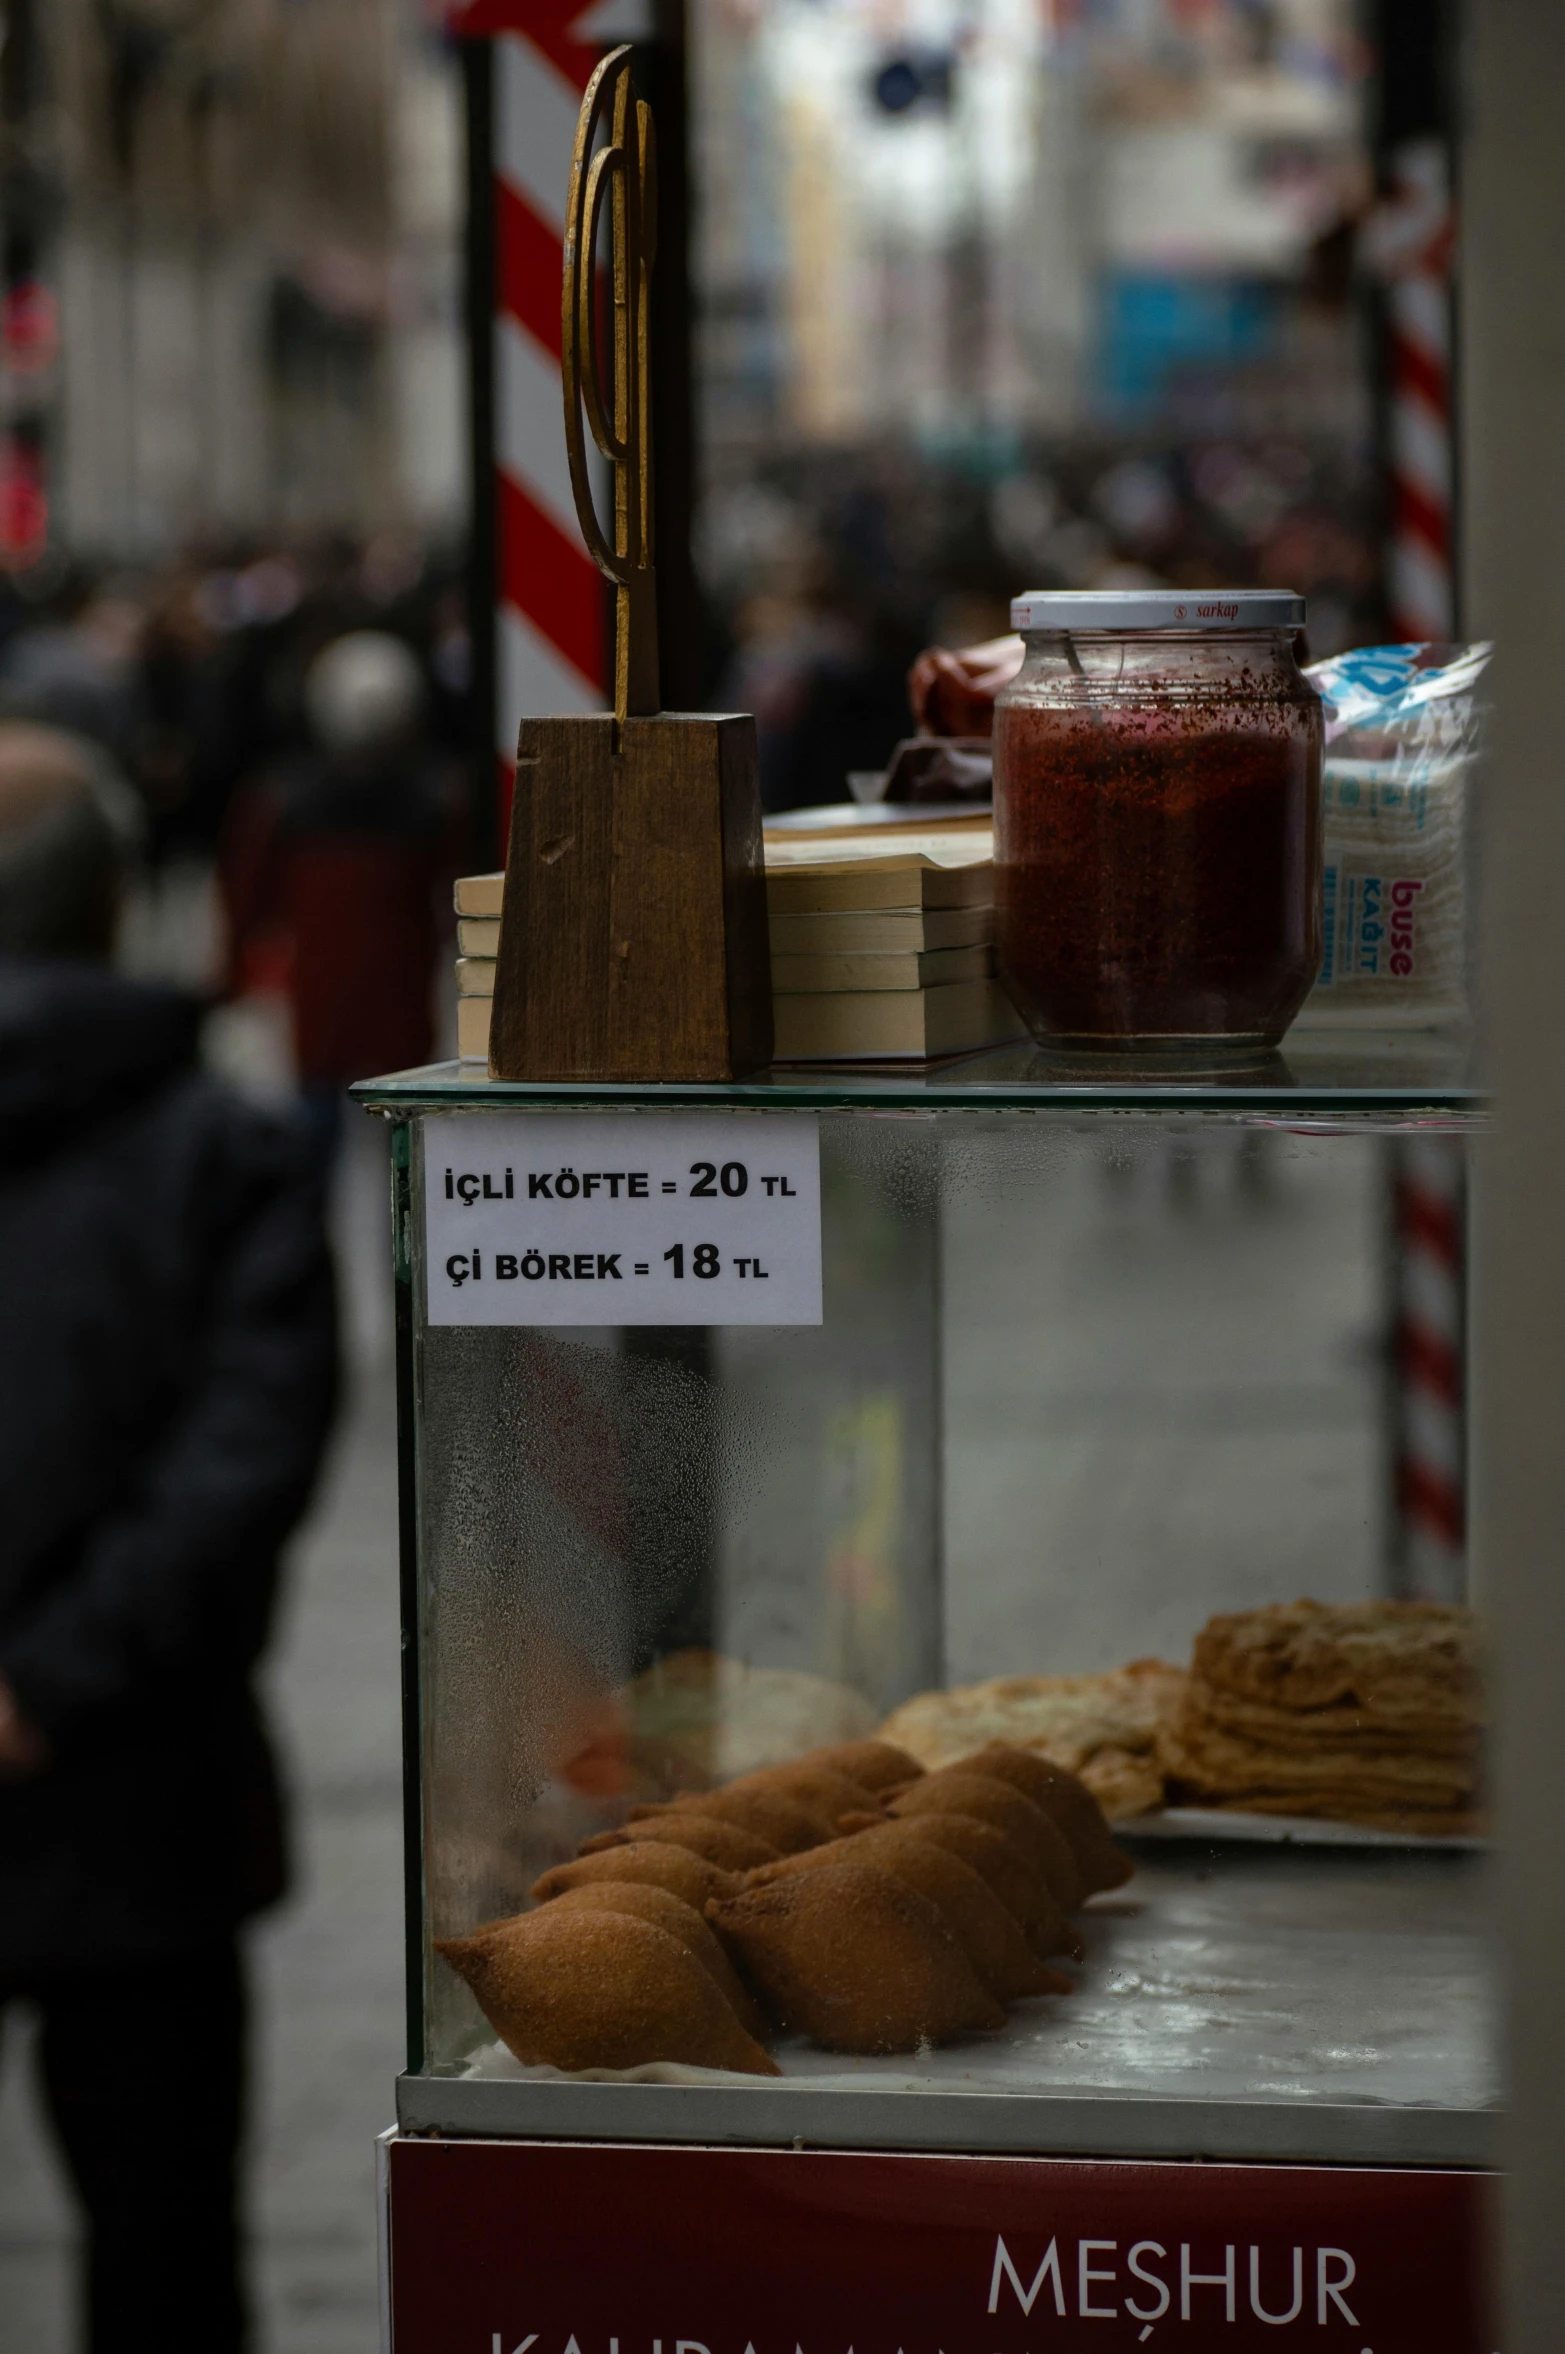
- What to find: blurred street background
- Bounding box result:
[0,0,1453,2344]
[0,0,1436,853]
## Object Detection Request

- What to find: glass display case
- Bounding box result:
[357,1042,1489,2173]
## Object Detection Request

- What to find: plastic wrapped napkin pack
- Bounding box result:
[1297,640,1489,1030]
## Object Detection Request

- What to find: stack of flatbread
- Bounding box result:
[1158,1599,1483,1832]
[878,1660,1185,1822]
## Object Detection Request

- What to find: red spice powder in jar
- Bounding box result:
[993,593,1323,1052]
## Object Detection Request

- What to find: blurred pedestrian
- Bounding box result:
[0,571,145,765]
[721,589,915,812]
[0,721,338,2353]
[220,628,465,1157]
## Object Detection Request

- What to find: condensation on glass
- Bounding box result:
[393,1097,1489,2158]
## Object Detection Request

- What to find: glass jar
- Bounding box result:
[993,591,1323,1055]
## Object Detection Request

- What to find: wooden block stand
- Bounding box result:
[490,711,773,1083]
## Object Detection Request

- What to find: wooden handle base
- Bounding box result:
[489,712,773,1082]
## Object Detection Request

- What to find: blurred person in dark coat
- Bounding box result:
[221,629,465,1155]
[0,723,338,2353]
[0,576,145,768]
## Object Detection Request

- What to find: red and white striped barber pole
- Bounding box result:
[452,0,649,828]
[1364,147,1465,1600]
[1388,1135,1466,1604]
[1364,138,1458,642]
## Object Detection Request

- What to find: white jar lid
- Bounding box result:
[1010,588,1306,632]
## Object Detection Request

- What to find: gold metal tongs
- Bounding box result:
[492,42,770,1084]
[562,44,659,724]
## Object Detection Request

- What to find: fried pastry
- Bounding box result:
[530,1840,738,1913]
[549,1881,772,2039]
[742,1834,868,1888]
[801,1738,923,1793]
[965,1744,1133,1894]
[747,1830,1068,2003]
[850,1833,1071,2002]
[863,1812,1084,1962]
[886,1770,1083,1908]
[1160,1702,1478,1819]
[1161,1601,1485,1829]
[578,1813,781,1872]
[709,1863,1004,2053]
[735,1762,884,1822]
[1190,1600,1481,1727]
[878,1661,1181,1819]
[437,1906,778,2075]
[631,1784,834,1854]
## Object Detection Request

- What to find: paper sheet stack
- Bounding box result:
[451,832,1026,1063]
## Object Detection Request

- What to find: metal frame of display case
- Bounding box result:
[393,2072,1493,2167]
[355,1032,1481,1125]
[355,1047,1490,2176]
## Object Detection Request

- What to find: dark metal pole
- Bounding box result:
[462,36,498,862]
[0,0,53,568]
[621,0,716,1665]
[637,0,704,712]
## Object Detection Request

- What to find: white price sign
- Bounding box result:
[423,1113,822,1326]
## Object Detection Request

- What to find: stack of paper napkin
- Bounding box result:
[762,832,1023,1061]
[450,871,504,1062]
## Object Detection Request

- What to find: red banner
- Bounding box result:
[387,2136,1492,2352]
